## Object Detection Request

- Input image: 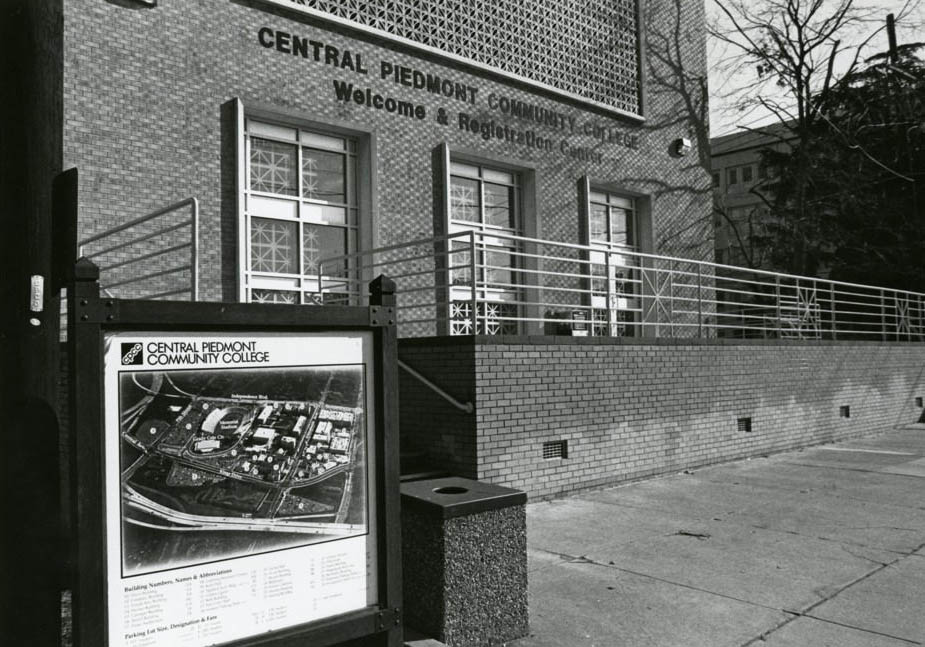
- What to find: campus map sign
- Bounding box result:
[102,331,378,647]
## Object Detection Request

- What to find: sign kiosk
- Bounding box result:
[68,259,402,647]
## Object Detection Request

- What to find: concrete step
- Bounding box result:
[404,627,446,647]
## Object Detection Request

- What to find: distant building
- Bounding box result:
[313,421,333,444]
[257,405,275,424]
[252,427,277,444]
[330,435,350,454]
[710,124,794,268]
[194,438,221,453]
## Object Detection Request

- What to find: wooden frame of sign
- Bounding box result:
[68,259,402,647]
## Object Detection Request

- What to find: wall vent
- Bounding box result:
[840,405,851,418]
[737,417,752,433]
[916,397,923,408]
[542,440,568,460]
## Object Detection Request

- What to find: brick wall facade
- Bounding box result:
[399,337,925,500]
[62,0,711,305]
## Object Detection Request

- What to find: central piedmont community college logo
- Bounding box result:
[121,343,144,365]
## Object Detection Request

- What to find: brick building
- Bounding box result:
[711,124,793,268]
[57,0,712,309]
[6,0,924,508]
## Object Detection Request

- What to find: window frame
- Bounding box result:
[578,178,651,337]
[436,146,537,336]
[447,159,524,301]
[588,188,638,252]
[237,112,364,305]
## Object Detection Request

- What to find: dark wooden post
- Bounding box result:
[369,275,403,647]
[68,258,105,647]
[370,274,397,309]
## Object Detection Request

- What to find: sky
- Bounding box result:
[706,0,925,136]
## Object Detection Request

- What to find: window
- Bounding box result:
[447,160,522,335]
[742,165,753,183]
[587,188,638,336]
[727,168,738,185]
[712,172,721,188]
[241,119,358,304]
[589,190,637,250]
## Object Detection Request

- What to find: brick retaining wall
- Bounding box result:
[399,337,925,500]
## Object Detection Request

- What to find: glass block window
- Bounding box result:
[242,119,358,304]
[449,301,519,336]
[252,289,298,304]
[290,0,641,115]
[251,218,298,274]
[250,139,298,195]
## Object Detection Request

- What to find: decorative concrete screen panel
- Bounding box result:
[282,0,642,115]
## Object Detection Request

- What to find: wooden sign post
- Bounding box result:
[68,260,402,647]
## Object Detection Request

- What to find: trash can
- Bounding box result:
[401,477,528,647]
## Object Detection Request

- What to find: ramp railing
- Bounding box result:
[78,198,199,300]
[317,230,925,341]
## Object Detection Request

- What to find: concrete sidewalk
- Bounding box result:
[513,427,925,647]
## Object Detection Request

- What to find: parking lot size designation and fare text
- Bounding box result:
[103,332,378,647]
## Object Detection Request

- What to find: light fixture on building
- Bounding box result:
[671,137,693,157]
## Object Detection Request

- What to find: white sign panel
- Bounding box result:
[103,331,378,647]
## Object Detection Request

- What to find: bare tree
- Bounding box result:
[708,0,922,274]
[639,0,764,267]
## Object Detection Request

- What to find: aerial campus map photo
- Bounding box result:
[118,364,368,577]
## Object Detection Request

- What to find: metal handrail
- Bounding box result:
[321,229,925,300]
[317,230,925,341]
[398,360,474,413]
[78,198,199,300]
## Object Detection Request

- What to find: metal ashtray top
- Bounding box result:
[400,476,527,519]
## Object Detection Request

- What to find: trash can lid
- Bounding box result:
[401,476,526,519]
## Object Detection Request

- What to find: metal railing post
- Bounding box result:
[668,259,675,338]
[917,296,925,339]
[920,296,925,341]
[880,289,887,342]
[829,283,837,340]
[604,251,613,337]
[585,249,594,337]
[190,198,199,301]
[810,279,817,339]
[697,264,703,338]
[469,230,478,335]
[775,276,782,338]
